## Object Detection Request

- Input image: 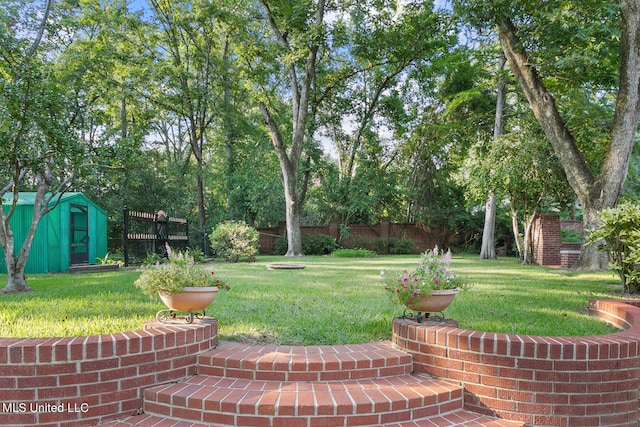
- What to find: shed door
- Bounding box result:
[70,204,89,265]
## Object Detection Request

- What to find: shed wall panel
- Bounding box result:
[0,193,108,274]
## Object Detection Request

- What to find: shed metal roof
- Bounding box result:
[2,192,106,214]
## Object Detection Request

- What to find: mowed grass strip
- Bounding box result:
[0,255,621,344]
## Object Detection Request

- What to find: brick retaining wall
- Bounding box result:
[5,300,639,427]
[392,300,640,426]
[0,319,218,427]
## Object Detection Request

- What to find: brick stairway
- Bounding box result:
[100,341,523,427]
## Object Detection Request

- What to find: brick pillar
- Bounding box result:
[532,214,562,266]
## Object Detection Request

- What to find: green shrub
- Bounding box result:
[303,233,340,255]
[187,247,206,262]
[274,233,340,255]
[389,236,416,254]
[561,227,582,243]
[332,248,377,258]
[273,235,288,255]
[375,237,390,254]
[588,203,640,293]
[135,250,229,296]
[209,220,259,262]
[351,235,377,252]
[97,252,124,267]
[142,252,167,266]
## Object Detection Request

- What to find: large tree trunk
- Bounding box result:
[258,0,326,257]
[283,173,303,257]
[497,5,640,269]
[259,101,306,256]
[480,193,498,259]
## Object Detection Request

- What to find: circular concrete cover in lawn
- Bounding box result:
[266,263,306,270]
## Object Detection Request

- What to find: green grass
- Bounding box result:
[0,255,622,344]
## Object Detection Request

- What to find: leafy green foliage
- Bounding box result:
[331,248,377,258]
[301,234,340,255]
[464,110,573,210]
[588,203,640,293]
[388,237,416,254]
[209,221,260,263]
[97,252,124,267]
[621,138,640,201]
[135,250,229,296]
[561,227,583,243]
[142,253,168,266]
[382,247,468,306]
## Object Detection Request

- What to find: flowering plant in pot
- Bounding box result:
[135,248,229,323]
[382,246,468,318]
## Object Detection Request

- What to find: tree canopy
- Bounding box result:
[1,0,638,291]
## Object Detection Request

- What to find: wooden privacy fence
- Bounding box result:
[256,220,451,254]
[123,208,189,266]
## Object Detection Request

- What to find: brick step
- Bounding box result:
[99,410,523,426]
[97,341,526,427]
[198,340,413,381]
[141,373,463,426]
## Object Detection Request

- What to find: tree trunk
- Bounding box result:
[480,193,498,259]
[0,187,52,294]
[121,98,127,139]
[0,214,32,294]
[258,0,326,257]
[283,173,303,257]
[511,208,523,261]
[480,56,507,260]
[0,0,54,294]
[579,202,610,270]
[497,8,640,269]
[189,119,207,251]
[521,212,537,265]
[2,266,31,294]
[222,35,235,220]
[259,101,306,256]
[196,163,206,231]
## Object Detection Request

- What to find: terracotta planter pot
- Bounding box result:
[158,287,219,312]
[407,289,458,313]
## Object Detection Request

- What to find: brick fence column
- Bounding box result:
[532,214,562,267]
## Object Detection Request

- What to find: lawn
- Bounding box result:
[0,255,623,344]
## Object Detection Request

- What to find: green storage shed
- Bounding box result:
[0,192,108,273]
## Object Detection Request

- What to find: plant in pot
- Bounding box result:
[383,246,468,322]
[135,249,230,323]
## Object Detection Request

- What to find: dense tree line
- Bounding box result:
[1,0,638,291]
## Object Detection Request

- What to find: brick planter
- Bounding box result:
[392,300,640,426]
[0,319,217,427]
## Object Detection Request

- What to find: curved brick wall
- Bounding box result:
[0,319,217,427]
[392,299,640,427]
